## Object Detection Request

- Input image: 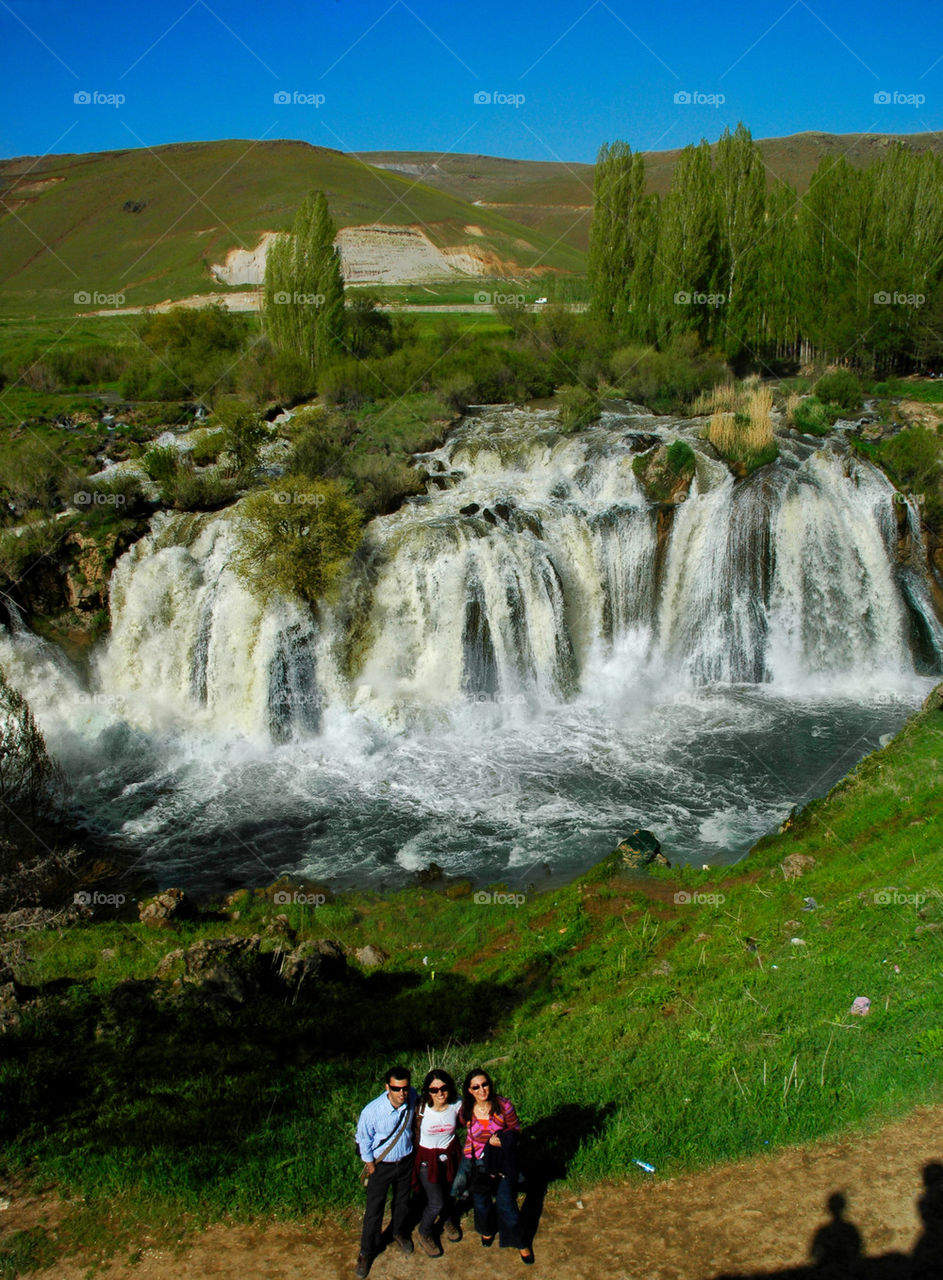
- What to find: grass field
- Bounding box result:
[1,687,941,1268]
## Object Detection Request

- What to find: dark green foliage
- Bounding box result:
[0,667,62,830]
[588,127,943,375]
[189,431,225,465]
[233,477,363,606]
[814,370,863,411]
[263,191,345,371]
[141,445,179,486]
[163,468,240,512]
[556,384,602,432]
[666,439,696,474]
[610,337,727,414]
[346,295,394,359]
[213,398,270,475]
[872,428,943,529]
[121,305,252,401]
[790,397,832,436]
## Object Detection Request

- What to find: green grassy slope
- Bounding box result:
[1,688,940,1264]
[0,140,585,317]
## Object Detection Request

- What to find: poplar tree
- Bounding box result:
[656,140,719,344]
[263,190,345,370]
[713,124,766,356]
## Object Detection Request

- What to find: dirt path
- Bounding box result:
[5,1105,941,1279]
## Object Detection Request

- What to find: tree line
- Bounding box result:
[588,124,943,374]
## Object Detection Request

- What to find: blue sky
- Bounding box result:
[1,0,940,162]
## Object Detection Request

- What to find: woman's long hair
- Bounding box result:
[460,1067,497,1123]
[420,1067,458,1108]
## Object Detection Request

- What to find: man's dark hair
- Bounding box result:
[385,1065,411,1085]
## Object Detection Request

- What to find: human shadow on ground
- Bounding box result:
[711,1162,943,1280]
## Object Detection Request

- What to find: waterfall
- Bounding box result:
[93,511,323,738]
[2,402,940,891]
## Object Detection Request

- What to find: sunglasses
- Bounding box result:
[389,1085,409,1092]
[470,1082,490,1091]
[429,1085,448,1094]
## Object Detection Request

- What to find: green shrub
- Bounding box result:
[164,468,239,512]
[188,431,225,465]
[556,384,602,432]
[213,398,269,474]
[814,369,862,411]
[0,437,69,519]
[289,419,347,480]
[83,472,150,524]
[348,455,426,515]
[666,439,696,474]
[232,477,363,607]
[141,445,179,486]
[790,397,831,436]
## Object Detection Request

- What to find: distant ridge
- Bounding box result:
[1,132,939,315]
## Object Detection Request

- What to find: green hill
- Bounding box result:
[360,131,943,250]
[0,139,585,317]
[3,131,941,316]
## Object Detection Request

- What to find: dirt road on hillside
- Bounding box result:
[4,1105,941,1279]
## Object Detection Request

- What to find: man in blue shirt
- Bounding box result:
[354,1065,417,1277]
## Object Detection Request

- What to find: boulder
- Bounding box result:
[138,888,187,928]
[355,944,388,969]
[616,829,671,869]
[279,939,348,989]
[175,935,272,1004]
[780,853,816,881]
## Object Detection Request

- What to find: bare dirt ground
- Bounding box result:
[4,1104,941,1279]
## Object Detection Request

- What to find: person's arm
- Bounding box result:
[355,1101,377,1174]
[488,1096,520,1145]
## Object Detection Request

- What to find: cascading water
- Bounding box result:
[2,403,940,893]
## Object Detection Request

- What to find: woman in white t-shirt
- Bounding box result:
[412,1068,463,1257]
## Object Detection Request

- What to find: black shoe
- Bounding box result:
[354,1254,371,1278]
[520,1248,535,1265]
[481,1235,495,1248]
[393,1233,414,1255]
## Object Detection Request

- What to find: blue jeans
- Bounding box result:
[469,1158,523,1249]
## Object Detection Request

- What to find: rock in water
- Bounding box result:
[616,829,670,869]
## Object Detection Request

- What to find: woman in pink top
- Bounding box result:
[459,1068,533,1264]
